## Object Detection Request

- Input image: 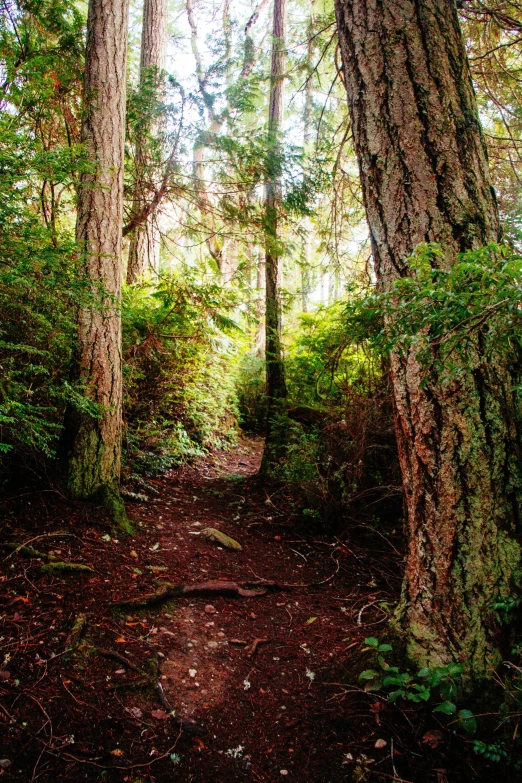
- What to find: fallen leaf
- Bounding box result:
[422,729,445,749]
[115,637,126,643]
[374,739,387,749]
[370,701,386,725]
[151,709,169,721]
[304,617,317,625]
[110,749,124,757]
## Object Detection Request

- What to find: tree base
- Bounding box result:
[98,484,134,535]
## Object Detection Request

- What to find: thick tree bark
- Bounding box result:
[335,0,521,676]
[66,0,129,526]
[260,0,288,473]
[127,0,169,284]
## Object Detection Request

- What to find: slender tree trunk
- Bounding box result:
[301,8,314,313]
[335,0,521,677]
[260,0,288,474]
[256,251,265,356]
[66,0,130,527]
[127,0,168,284]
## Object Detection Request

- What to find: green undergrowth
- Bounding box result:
[357,636,522,775]
[236,299,400,533]
[121,274,242,483]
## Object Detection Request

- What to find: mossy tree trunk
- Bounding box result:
[66,0,130,528]
[335,0,522,677]
[260,0,288,475]
[127,0,169,284]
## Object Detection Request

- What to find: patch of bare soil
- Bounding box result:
[0,439,492,782]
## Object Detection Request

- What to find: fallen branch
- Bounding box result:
[111,580,269,610]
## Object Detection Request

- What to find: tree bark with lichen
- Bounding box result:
[335,0,522,677]
[65,0,130,529]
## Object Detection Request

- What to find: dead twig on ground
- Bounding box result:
[246,638,271,658]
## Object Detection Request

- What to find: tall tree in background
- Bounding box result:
[300,6,315,314]
[127,0,169,283]
[260,0,288,473]
[66,0,129,525]
[335,0,521,677]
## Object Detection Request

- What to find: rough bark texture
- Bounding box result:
[66,0,129,525]
[335,0,521,676]
[127,0,168,284]
[260,0,288,474]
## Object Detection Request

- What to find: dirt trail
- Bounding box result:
[0,438,429,782]
[123,436,394,782]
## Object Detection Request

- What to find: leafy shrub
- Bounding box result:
[0,225,96,462]
[269,300,401,532]
[122,273,242,480]
[235,351,267,432]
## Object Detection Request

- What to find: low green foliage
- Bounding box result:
[358,637,476,733]
[348,243,522,389]
[491,593,522,626]
[472,740,510,763]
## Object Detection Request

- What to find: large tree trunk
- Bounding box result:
[260,0,288,474]
[127,0,169,284]
[66,0,129,527]
[335,0,521,676]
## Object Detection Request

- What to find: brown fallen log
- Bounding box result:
[110,580,271,611]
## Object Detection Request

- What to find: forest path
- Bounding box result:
[1,437,404,783]
[121,436,399,782]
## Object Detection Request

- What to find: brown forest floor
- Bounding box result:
[0,438,496,782]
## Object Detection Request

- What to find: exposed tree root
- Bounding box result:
[40,562,94,574]
[96,648,144,674]
[156,682,207,736]
[110,579,282,610]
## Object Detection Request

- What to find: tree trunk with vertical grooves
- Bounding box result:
[335,0,522,677]
[127,0,169,284]
[66,0,130,528]
[301,8,314,314]
[260,0,288,475]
